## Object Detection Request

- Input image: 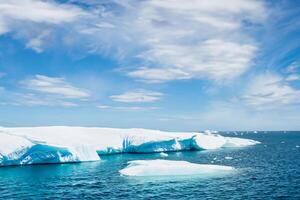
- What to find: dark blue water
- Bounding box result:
[0,132,299,199]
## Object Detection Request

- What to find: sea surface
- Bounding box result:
[0,132,299,199]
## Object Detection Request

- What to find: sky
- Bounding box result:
[0,0,299,131]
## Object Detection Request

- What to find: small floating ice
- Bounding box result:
[159,152,168,157]
[296,145,299,148]
[225,156,233,160]
[119,159,234,177]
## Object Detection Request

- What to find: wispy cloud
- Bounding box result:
[96,105,111,109]
[286,61,300,73]
[22,75,89,99]
[128,40,257,83]
[97,105,159,111]
[286,74,300,81]
[119,0,265,82]
[20,93,79,107]
[25,30,51,53]
[0,0,87,51]
[126,68,191,83]
[0,0,84,28]
[110,90,163,103]
[241,73,300,109]
[0,75,90,107]
[0,0,266,82]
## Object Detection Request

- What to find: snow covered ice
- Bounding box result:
[0,126,260,166]
[119,159,235,177]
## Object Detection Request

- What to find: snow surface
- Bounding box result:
[119,159,234,177]
[0,126,260,166]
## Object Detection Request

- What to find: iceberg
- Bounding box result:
[0,126,260,166]
[119,159,234,177]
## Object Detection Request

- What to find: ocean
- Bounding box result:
[0,132,299,199]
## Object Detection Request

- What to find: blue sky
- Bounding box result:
[0,0,299,131]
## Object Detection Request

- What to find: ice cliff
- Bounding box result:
[0,126,259,166]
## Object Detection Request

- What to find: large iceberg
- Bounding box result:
[119,159,234,177]
[0,126,259,166]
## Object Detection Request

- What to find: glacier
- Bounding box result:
[0,126,260,166]
[119,159,235,177]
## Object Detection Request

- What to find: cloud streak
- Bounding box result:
[22,75,90,99]
[110,90,163,103]
[97,105,159,111]
[241,73,300,109]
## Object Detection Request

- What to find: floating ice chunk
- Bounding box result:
[119,159,234,177]
[225,156,233,160]
[159,152,168,157]
[296,145,299,148]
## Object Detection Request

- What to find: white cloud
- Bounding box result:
[0,0,87,52]
[241,73,300,109]
[0,0,84,25]
[25,30,51,53]
[96,105,111,109]
[129,40,256,82]
[0,75,90,107]
[21,93,78,107]
[97,105,159,111]
[0,0,266,81]
[147,0,264,15]
[22,75,90,99]
[119,0,264,82]
[127,68,191,83]
[110,90,163,103]
[286,61,299,73]
[286,74,300,81]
